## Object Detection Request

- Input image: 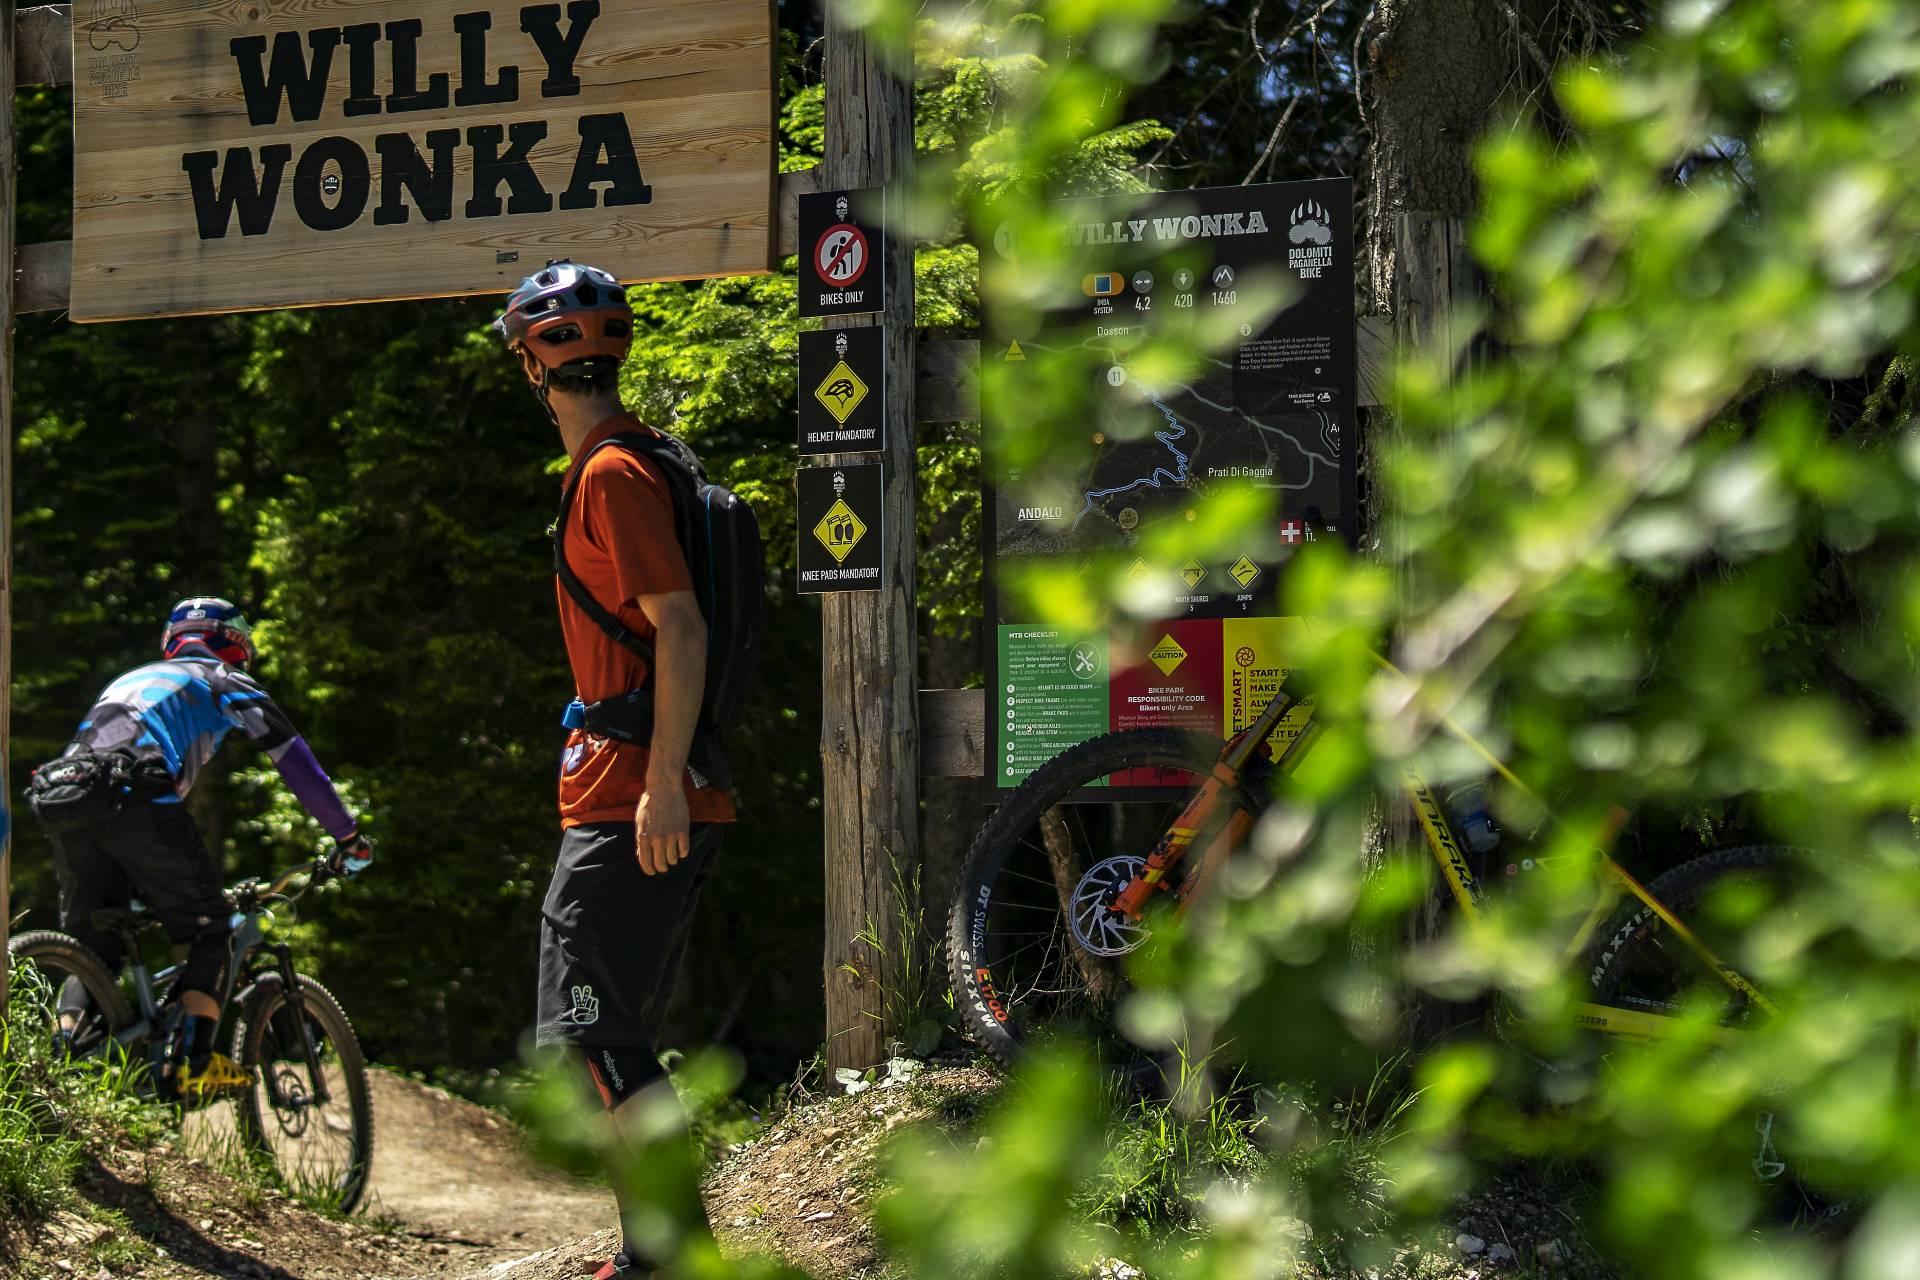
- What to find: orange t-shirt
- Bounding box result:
[555,414,736,827]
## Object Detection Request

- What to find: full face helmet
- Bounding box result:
[162,597,256,667]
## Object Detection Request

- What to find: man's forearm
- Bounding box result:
[646,614,707,784]
[267,736,358,840]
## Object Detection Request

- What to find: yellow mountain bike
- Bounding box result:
[947,664,1792,1079]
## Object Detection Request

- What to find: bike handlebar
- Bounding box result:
[229,856,336,909]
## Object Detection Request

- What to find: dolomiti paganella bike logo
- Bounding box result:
[86,0,142,99]
[1288,199,1336,279]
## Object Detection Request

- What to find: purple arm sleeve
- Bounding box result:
[269,736,358,841]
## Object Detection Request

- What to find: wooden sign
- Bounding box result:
[68,0,776,321]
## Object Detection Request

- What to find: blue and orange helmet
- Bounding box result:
[162,597,256,667]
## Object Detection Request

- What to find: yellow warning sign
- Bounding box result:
[812,499,868,563]
[1003,339,1026,361]
[1179,558,1207,589]
[1127,557,1151,581]
[813,360,869,425]
[1148,634,1188,675]
[1229,556,1261,589]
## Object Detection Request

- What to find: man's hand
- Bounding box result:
[636,776,690,876]
[330,833,374,878]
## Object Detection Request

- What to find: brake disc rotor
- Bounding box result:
[1069,855,1152,957]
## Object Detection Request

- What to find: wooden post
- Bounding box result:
[1384,211,1478,1044]
[818,2,917,1072]
[1,0,18,1021]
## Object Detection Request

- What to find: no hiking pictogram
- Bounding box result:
[815,224,869,288]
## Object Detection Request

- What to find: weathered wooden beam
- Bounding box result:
[914,337,977,423]
[818,21,917,1072]
[1,0,21,1020]
[16,6,70,88]
[1357,314,1390,410]
[15,241,71,316]
[919,688,986,778]
[776,168,824,260]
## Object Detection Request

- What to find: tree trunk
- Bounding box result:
[1362,0,1512,308]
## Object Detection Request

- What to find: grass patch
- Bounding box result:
[84,1207,157,1269]
[1075,1052,1420,1238]
[1,959,168,1221]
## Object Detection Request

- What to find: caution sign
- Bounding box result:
[799,188,886,318]
[798,327,886,455]
[798,463,885,593]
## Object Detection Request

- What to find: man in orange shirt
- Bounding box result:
[497,261,728,1279]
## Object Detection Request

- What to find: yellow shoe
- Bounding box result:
[176,1052,252,1104]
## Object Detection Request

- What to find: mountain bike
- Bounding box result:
[947,662,1798,1085]
[7,853,374,1211]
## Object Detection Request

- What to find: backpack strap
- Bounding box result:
[553,431,701,675]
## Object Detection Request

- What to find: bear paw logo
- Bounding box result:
[88,0,140,52]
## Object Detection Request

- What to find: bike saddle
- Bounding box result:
[90,906,151,933]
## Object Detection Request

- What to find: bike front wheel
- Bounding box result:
[232,975,374,1213]
[947,728,1266,1074]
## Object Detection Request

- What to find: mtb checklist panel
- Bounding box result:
[984,179,1354,791]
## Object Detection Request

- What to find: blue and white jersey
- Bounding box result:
[70,656,298,801]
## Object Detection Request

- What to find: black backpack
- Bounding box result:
[554,431,765,782]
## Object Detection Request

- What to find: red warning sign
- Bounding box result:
[815,224,870,287]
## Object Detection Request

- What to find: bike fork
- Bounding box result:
[271,943,332,1107]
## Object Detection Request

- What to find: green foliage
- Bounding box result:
[1,961,166,1220]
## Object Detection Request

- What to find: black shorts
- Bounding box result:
[50,801,228,972]
[536,821,721,1049]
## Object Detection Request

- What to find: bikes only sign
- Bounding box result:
[66,0,777,321]
[797,188,885,318]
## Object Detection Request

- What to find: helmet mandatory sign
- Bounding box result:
[797,326,886,455]
[796,462,884,594]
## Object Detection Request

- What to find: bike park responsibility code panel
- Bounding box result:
[995,619,1315,790]
[983,178,1353,792]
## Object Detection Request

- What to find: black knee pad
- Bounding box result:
[584,1045,666,1108]
[179,928,233,999]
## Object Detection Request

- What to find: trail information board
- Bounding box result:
[984,179,1355,791]
[67,0,777,321]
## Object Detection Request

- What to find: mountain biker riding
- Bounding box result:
[34,597,371,1101]
[497,261,730,1280]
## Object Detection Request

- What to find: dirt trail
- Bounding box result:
[362,1070,612,1261]
[10,1065,996,1279]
